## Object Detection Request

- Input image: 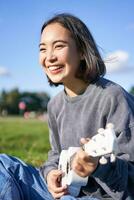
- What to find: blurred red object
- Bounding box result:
[18,102,26,110]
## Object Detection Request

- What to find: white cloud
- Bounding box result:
[0,66,10,76]
[104,50,131,73]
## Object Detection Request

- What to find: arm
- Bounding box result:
[91,88,134,199]
[40,103,68,198]
[73,87,134,199]
[40,107,61,179]
[92,125,134,200]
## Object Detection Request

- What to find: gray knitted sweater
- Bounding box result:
[40,78,134,200]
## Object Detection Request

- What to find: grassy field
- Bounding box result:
[0,116,50,167]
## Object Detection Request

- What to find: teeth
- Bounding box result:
[49,66,62,71]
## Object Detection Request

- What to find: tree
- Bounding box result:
[130,86,134,95]
[6,88,20,114]
[0,88,50,115]
[0,90,8,114]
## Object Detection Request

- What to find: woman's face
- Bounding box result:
[39,22,82,85]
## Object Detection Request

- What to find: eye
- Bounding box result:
[55,44,65,49]
[39,48,46,52]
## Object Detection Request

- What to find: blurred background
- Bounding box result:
[0,0,134,166]
[0,0,134,95]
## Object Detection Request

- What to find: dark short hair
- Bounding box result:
[41,13,106,86]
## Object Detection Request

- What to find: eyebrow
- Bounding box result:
[39,40,68,47]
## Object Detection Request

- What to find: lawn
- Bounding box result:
[0,116,50,167]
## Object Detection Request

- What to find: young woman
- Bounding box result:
[0,13,134,200]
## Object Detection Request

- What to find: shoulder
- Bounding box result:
[93,78,134,118]
[96,77,133,101]
[97,78,134,132]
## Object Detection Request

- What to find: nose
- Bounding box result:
[46,49,57,63]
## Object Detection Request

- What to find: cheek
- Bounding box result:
[65,47,80,66]
[67,52,80,71]
[39,54,45,66]
[58,50,67,61]
[59,51,73,66]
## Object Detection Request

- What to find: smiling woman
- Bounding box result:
[39,23,83,91]
[39,13,134,200]
[0,13,134,200]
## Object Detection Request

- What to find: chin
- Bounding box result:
[48,79,63,86]
[50,76,65,83]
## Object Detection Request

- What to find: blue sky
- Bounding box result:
[0,0,134,97]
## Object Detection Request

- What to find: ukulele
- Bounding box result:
[58,123,118,197]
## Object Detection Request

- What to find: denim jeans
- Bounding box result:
[0,154,99,200]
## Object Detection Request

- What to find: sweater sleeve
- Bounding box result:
[91,87,134,199]
[40,102,61,180]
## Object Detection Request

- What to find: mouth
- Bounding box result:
[48,65,64,74]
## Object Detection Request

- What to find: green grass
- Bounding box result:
[0,116,50,167]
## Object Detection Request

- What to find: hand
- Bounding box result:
[71,138,99,177]
[46,169,68,199]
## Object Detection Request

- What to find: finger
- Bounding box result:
[72,159,92,177]
[98,128,104,134]
[52,190,68,199]
[53,170,63,176]
[51,185,67,193]
[80,137,90,145]
[76,149,89,162]
[72,154,85,172]
[72,159,88,177]
[77,151,99,166]
[51,170,63,182]
[74,168,89,177]
[72,151,97,173]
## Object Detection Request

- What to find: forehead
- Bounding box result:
[40,23,72,43]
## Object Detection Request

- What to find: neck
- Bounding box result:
[64,80,89,97]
